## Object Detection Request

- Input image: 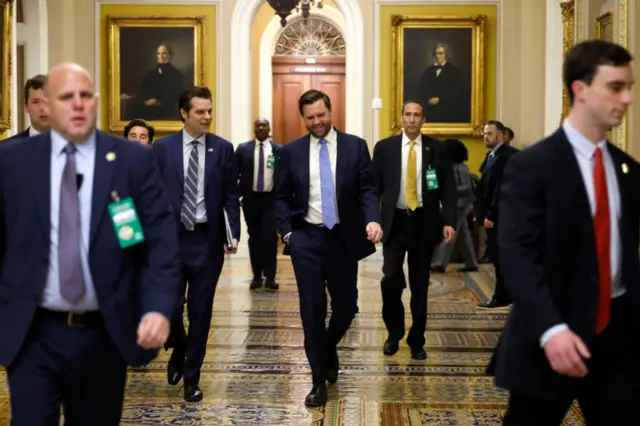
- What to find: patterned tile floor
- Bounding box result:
[0,247,585,425]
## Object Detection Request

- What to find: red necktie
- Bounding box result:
[593,147,611,334]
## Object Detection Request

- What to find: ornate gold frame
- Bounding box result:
[560,1,574,123]
[107,16,206,133]
[0,0,13,133]
[596,10,614,41]
[390,15,486,136]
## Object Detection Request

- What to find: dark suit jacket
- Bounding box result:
[418,63,469,123]
[0,131,181,368]
[4,128,30,142]
[152,132,241,245]
[275,130,380,261]
[372,134,457,246]
[490,128,640,400]
[235,139,282,199]
[477,143,518,223]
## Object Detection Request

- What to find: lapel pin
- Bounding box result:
[106,152,116,162]
[622,163,629,174]
[208,148,213,152]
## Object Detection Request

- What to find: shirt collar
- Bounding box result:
[402,132,422,146]
[310,127,337,146]
[490,142,503,155]
[255,139,270,146]
[562,120,607,160]
[182,129,206,146]
[29,126,40,137]
[51,129,96,158]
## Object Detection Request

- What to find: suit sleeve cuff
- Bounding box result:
[540,323,568,348]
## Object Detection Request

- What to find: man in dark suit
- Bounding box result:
[476,120,518,309]
[491,40,640,425]
[275,90,382,406]
[372,100,457,360]
[0,63,179,425]
[153,86,240,402]
[6,74,50,141]
[235,118,282,290]
[418,43,468,123]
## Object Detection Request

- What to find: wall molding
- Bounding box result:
[231,0,364,144]
[259,6,347,126]
[373,0,502,144]
[545,0,564,135]
[614,0,629,151]
[94,0,222,132]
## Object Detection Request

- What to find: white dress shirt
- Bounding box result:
[540,120,623,347]
[252,139,275,192]
[182,129,207,223]
[396,132,423,209]
[305,127,339,225]
[40,131,98,312]
[29,126,40,137]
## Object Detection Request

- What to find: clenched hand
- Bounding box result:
[137,313,170,349]
[544,329,591,378]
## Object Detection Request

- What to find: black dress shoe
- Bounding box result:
[458,266,479,272]
[410,346,427,360]
[477,299,511,309]
[184,383,203,402]
[250,278,263,289]
[383,339,399,356]
[327,347,339,385]
[264,280,279,290]
[167,348,186,385]
[304,384,328,407]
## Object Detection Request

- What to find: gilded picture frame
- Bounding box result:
[596,10,614,42]
[107,15,206,133]
[390,15,486,136]
[0,0,13,133]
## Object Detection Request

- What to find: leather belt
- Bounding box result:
[183,222,208,232]
[37,308,102,329]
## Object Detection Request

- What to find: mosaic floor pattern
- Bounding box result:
[0,247,585,425]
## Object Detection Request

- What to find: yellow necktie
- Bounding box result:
[406,140,419,210]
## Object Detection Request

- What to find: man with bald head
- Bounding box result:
[235,118,282,290]
[0,63,180,425]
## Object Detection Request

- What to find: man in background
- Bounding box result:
[153,86,240,402]
[125,118,155,145]
[476,120,518,309]
[7,74,50,141]
[504,127,515,146]
[236,118,281,290]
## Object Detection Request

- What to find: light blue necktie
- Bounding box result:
[319,138,337,229]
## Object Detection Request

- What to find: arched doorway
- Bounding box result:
[271,16,346,144]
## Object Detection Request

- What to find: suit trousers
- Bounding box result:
[431,203,477,269]
[486,226,510,303]
[289,222,358,385]
[502,296,640,425]
[243,192,278,281]
[381,209,433,348]
[7,310,127,426]
[169,224,224,385]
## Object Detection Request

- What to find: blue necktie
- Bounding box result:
[319,139,337,229]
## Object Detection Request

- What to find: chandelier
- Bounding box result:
[266,0,324,27]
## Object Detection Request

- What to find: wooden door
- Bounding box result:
[272,56,346,145]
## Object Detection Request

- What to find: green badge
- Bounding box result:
[426,168,439,190]
[108,192,145,248]
[266,153,275,169]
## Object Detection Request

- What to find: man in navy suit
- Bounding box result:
[0,63,180,425]
[275,90,382,406]
[6,74,50,142]
[153,86,240,402]
[235,118,282,290]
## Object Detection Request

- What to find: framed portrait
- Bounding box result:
[0,0,13,133]
[107,15,206,133]
[596,10,613,42]
[390,15,486,136]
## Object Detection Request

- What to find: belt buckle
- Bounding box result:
[185,225,195,231]
[66,312,85,329]
[406,208,413,216]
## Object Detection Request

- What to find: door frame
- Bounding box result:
[271,55,346,76]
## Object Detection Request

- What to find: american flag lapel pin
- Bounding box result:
[622,163,629,174]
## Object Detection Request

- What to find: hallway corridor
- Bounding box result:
[0,249,585,425]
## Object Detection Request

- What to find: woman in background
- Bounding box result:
[431,138,478,273]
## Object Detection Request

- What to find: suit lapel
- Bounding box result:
[35,135,52,239]
[336,131,347,198]
[90,132,117,248]
[553,129,593,223]
[204,135,216,191]
[390,136,402,200]
[301,135,311,201]
[168,132,184,187]
[608,143,630,221]
[247,141,256,185]
[421,136,433,203]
